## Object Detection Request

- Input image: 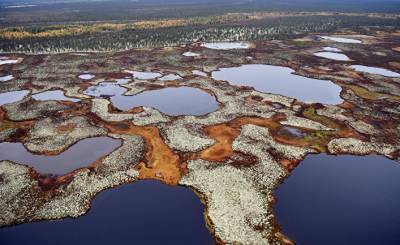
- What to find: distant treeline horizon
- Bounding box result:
[0,0,399,26]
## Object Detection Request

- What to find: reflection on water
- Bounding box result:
[0,90,30,106]
[183,51,200,57]
[124,70,162,80]
[350,65,400,77]
[0,75,13,82]
[32,90,81,102]
[275,154,400,245]
[78,74,95,80]
[84,82,127,97]
[314,52,350,61]
[211,64,343,104]
[0,58,19,66]
[111,87,218,116]
[322,47,342,52]
[320,36,362,44]
[0,180,212,245]
[201,42,251,50]
[0,137,121,175]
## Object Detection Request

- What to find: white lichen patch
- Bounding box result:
[0,161,38,226]
[180,124,312,244]
[162,123,214,152]
[25,116,107,153]
[3,99,68,121]
[235,124,313,160]
[328,138,398,157]
[250,91,294,108]
[158,74,182,81]
[348,120,381,136]
[91,98,135,122]
[1,135,145,226]
[316,105,351,121]
[0,128,16,141]
[181,160,274,244]
[131,107,171,126]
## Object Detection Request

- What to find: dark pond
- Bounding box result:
[0,136,121,175]
[274,154,400,245]
[111,87,218,116]
[0,180,213,245]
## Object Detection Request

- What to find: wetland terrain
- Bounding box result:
[0,1,400,244]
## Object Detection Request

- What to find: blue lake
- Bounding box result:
[0,180,212,245]
[274,154,400,245]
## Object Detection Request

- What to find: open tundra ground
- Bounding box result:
[0,26,400,244]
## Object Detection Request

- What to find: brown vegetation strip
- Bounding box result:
[193,114,284,162]
[193,110,366,167]
[105,122,183,185]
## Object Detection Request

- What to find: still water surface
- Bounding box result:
[0,180,212,245]
[111,87,218,116]
[320,36,362,44]
[314,52,350,61]
[350,65,400,77]
[32,90,81,102]
[0,75,13,82]
[0,137,121,175]
[211,64,343,104]
[275,154,400,245]
[201,42,250,50]
[0,90,30,106]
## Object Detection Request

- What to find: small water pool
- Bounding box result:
[78,74,95,80]
[111,87,218,116]
[350,65,400,77]
[32,90,81,102]
[201,42,251,50]
[314,52,350,61]
[125,70,162,80]
[183,51,200,57]
[0,75,14,82]
[0,90,30,106]
[320,36,362,44]
[0,137,121,175]
[84,82,127,97]
[211,64,343,104]
[322,47,342,52]
[0,58,19,66]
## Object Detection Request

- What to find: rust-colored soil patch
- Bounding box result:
[55,123,76,133]
[194,114,284,162]
[105,122,183,185]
